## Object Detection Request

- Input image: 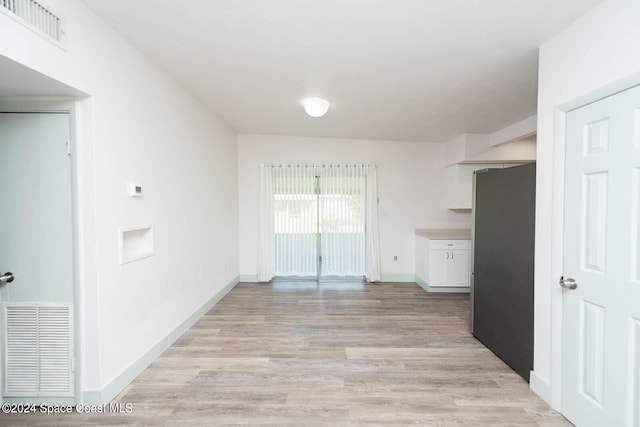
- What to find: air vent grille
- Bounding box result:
[3,303,74,397]
[0,0,65,47]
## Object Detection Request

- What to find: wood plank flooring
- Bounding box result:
[0,282,571,426]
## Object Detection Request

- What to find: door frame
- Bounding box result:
[0,100,81,403]
[548,73,640,412]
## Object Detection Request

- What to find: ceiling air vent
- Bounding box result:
[0,0,66,48]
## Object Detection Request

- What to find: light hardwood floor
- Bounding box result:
[0,282,571,426]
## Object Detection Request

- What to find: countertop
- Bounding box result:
[415,228,471,240]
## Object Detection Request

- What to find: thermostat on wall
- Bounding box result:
[127,183,143,197]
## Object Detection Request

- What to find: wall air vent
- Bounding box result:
[0,0,66,48]
[3,303,74,397]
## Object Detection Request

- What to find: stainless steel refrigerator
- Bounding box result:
[470,163,536,382]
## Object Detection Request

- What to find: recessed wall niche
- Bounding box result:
[119,225,154,264]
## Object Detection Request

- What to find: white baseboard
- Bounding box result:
[425,286,470,293]
[415,275,427,289]
[415,275,469,293]
[529,370,552,405]
[379,274,415,282]
[239,274,259,282]
[82,276,239,405]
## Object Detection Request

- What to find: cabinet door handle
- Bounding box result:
[451,252,454,259]
[446,252,450,260]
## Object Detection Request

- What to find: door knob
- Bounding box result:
[0,272,15,284]
[559,276,577,290]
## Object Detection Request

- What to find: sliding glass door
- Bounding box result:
[270,164,366,280]
[318,167,365,279]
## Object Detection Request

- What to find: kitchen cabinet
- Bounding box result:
[428,240,469,287]
[415,232,470,292]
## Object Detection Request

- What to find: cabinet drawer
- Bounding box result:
[429,240,469,250]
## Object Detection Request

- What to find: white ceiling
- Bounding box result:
[80,1,599,141]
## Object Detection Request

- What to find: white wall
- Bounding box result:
[534,0,640,406]
[238,134,470,280]
[0,0,238,402]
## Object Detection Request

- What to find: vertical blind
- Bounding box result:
[258,163,380,282]
[272,165,318,277]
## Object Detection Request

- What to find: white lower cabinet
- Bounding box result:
[416,237,470,291]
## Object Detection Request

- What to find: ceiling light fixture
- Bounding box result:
[301,97,330,117]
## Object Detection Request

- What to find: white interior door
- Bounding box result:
[562,85,640,426]
[0,112,75,400]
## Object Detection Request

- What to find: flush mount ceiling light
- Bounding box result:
[301,97,330,117]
